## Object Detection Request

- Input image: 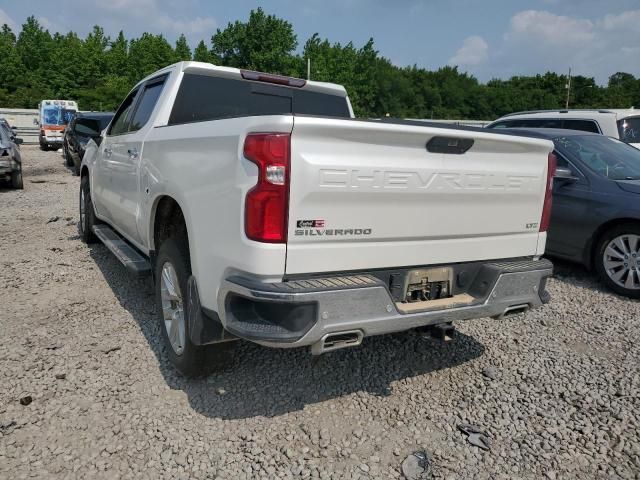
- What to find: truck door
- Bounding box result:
[94,87,140,227]
[100,75,167,246]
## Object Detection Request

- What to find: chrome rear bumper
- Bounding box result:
[217,258,552,350]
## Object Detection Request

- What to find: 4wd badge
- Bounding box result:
[297,219,325,228]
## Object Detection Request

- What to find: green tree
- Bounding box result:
[193,40,212,63]
[0,25,25,94]
[128,33,175,81]
[211,7,297,73]
[106,31,129,75]
[174,34,192,62]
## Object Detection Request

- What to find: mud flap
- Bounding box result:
[186,275,232,345]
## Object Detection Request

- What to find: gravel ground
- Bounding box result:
[1,145,639,480]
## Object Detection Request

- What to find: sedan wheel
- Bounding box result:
[602,234,640,291]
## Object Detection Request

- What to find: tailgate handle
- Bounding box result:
[426,136,474,154]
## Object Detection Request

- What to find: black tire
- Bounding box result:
[79,175,99,243]
[155,237,232,376]
[594,223,640,299]
[73,160,80,177]
[64,144,74,167]
[11,169,23,189]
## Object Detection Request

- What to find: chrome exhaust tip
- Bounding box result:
[499,303,530,318]
[310,330,364,355]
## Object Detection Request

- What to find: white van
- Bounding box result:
[487,109,640,148]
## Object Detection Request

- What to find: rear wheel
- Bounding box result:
[155,237,232,376]
[11,168,23,189]
[595,224,640,298]
[79,175,99,243]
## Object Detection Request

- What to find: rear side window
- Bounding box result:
[562,120,600,133]
[129,76,167,132]
[523,119,562,128]
[169,73,350,125]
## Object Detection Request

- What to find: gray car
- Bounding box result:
[0,120,23,189]
[507,129,640,298]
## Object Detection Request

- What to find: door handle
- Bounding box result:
[128,148,139,159]
[103,147,112,158]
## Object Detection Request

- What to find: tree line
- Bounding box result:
[1,8,639,119]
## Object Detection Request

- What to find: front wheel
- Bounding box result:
[155,238,232,376]
[64,143,74,167]
[79,175,99,243]
[595,224,640,298]
[11,169,23,189]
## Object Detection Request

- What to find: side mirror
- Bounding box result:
[14,138,24,145]
[554,167,578,182]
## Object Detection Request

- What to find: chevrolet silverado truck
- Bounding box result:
[80,61,555,376]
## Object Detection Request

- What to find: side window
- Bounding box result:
[109,89,139,136]
[521,119,562,128]
[562,120,600,134]
[129,76,167,132]
[75,119,101,137]
[554,151,569,168]
[555,150,584,179]
[488,121,512,129]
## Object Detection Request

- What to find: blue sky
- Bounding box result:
[1,0,639,84]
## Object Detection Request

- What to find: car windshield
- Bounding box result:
[618,117,640,143]
[42,106,76,126]
[555,135,640,181]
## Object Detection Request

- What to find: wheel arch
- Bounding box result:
[585,217,640,269]
[150,195,191,253]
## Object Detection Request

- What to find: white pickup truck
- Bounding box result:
[80,61,555,375]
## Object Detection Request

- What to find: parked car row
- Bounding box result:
[0,117,24,189]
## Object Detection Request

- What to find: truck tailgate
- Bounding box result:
[286,117,554,275]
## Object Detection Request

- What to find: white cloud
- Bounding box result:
[457,9,640,84]
[448,36,488,67]
[156,15,217,36]
[506,10,595,45]
[600,10,640,32]
[0,8,17,30]
[94,0,216,38]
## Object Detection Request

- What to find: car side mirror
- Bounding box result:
[554,167,578,182]
[14,137,24,145]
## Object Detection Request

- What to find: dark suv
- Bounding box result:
[63,112,113,175]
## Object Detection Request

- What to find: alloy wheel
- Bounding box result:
[603,234,640,290]
[160,262,186,355]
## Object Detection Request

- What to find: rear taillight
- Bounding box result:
[244,133,290,243]
[540,152,557,232]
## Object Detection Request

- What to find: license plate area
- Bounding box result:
[403,267,453,303]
